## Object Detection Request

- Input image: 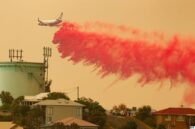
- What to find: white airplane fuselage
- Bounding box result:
[38,13,63,26]
[38,19,62,26]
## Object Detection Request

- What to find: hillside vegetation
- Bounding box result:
[104,115,153,129]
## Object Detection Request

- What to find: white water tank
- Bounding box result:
[0,61,45,98]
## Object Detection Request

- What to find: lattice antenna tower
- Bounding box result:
[43,47,52,82]
[9,49,23,62]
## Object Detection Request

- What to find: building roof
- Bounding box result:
[24,92,49,101]
[0,61,43,65]
[0,122,23,129]
[33,99,84,107]
[55,117,98,127]
[153,107,195,115]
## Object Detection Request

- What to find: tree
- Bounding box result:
[11,96,44,129]
[11,96,27,126]
[120,121,137,129]
[144,117,156,128]
[136,105,156,128]
[68,123,80,129]
[25,106,45,129]
[136,105,152,120]
[157,123,166,129]
[11,96,24,110]
[44,92,70,100]
[51,122,80,129]
[111,105,120,115]
[0,91,14,110]
[118,104,127,111]
[12,105,30,126]
[132,107,137,111]
[76,97,106,129]
[52,122,66,129]
[111,104,129,116]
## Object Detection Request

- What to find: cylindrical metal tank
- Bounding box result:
[0,61,45,98]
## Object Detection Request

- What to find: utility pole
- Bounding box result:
[77,86,79,100]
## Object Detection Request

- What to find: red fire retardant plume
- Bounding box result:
[53,22,195,105]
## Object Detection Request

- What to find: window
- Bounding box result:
[176,115,185,121]
[47,117,52,123]
[164,115,171,121]
[47,107,53,115]
[77,108,81,116]
[79,109,82,116]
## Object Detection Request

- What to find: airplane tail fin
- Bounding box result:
[57,12,63,20]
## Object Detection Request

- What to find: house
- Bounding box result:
[111,108,137,117]
[40,117,98,129]
[22,92,49,106]
[32,99,84,124]
[153,107,195,129]
[130,110,138,117]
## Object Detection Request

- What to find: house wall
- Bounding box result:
[155,115,188,129]
[156,115,163,125]
[45,105,82,124]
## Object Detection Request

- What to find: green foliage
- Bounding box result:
[136,105,156,128]
[68,123,80,129]
[0,104,11,110]
[0,115,12,121]
[12,105,44,129]
[24,106,45,129]
[157,123,166,129]
[144,117,156,128]
[0,91,14,109]
[111,104,128,116]
[52,122,66,129]
[76,97,106,129]
[12,105,30,126]
[51,122,80,129]
[11,96,44,129]
[120,121,137,129]
[11,96,24,111]
[136,105,151,120]
[11,96,27,125]
[44,92,70,100]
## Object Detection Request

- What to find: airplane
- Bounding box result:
[38,12,63,26]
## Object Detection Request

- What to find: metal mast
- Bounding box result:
[9,49,23,62]
[43,47,52,92]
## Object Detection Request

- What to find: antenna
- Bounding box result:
[43,47,52,92]
[9,49,23,62]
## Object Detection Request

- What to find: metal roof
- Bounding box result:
[56,117,98,127]
[42,117,98,127]
[24,92,49,101]
[33,99,84,107]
